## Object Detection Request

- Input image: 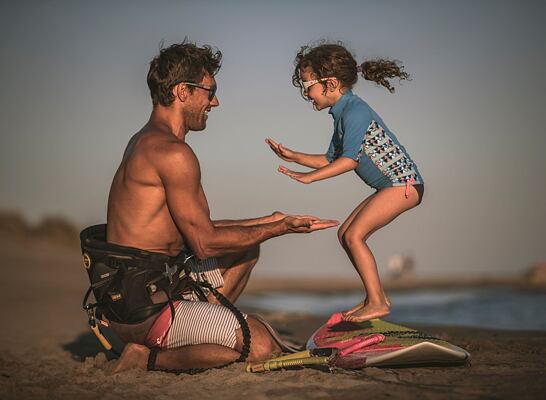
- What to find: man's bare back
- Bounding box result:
[107,125,197,256]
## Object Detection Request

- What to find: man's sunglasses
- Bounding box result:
[181,82,217,101]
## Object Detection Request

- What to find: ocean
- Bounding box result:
[238,287,546,331]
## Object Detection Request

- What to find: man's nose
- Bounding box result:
[210,95,219,107]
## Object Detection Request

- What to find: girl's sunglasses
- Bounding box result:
[181,82,217,101]
[301,77,334,92]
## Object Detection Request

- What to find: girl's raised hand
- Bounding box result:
[266,138,296,162]
[278,165,314,184]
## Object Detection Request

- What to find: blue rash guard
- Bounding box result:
[326,90,424,190]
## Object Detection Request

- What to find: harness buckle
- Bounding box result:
[164,263,177,285]
[85,306,97,327]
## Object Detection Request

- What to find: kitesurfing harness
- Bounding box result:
[80,224,251,373]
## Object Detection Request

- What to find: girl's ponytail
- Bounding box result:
[359,59,410,93]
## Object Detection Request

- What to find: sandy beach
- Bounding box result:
[1,236,545,400]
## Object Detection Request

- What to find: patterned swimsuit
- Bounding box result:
[326,90,423,192]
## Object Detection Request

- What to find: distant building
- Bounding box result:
[387,253,415,279]
[526,262,546,285]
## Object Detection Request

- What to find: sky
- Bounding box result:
[1,0,545,279]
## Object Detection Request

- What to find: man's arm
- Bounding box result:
[157,143,338,259]
[213,212,284,227]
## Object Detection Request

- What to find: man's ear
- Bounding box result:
[173,83,188,102]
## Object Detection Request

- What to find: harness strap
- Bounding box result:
[200,280,251,363]
[147,347,160,371]
[183,276,209,302]
[82,286,94,309]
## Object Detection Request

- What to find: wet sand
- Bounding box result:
[1,237,545,400]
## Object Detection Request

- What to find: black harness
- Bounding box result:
[80,224,251,372]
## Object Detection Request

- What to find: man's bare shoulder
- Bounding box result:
[130,129,196,164]
[136,131,200,180]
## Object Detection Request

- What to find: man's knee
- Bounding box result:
[234,316,279,362]
[245,244,260,267]
[220,244,260,269]
[236,245,260,275]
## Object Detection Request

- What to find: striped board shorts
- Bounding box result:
[145,257,246,350]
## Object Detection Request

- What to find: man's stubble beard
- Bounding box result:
[186,107,207,132]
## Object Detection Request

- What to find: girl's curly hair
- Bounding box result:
[292,41,410,97]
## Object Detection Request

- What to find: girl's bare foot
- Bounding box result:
[343,301,390,323]
[343,300,366,317]
[105,343,150,375]
[342,293,391,318]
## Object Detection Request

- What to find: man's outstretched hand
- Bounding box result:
[284,215,339,233]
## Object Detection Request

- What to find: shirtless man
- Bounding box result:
[105,41,339,373]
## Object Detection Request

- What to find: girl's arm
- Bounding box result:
[292,152,329,169]
[278,157,357,184]
[266,138,329,169]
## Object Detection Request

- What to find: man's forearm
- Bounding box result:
[213,214,276,227]
[292,152,329,169]
[196,220,288,258]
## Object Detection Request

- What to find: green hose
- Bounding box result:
[246,355,331,373]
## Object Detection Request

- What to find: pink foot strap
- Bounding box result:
[326,312,344,327]
[338,334,385,356]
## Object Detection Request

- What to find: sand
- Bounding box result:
[1,237,545,400]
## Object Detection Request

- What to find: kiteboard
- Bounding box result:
[307,317,470,368]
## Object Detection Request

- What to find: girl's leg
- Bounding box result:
[337,192,377,246]
[337,192,379,314]
[341,184,423,322]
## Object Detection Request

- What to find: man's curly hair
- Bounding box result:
[147,40,222,106]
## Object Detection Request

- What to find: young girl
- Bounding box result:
[266,43,424,323]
